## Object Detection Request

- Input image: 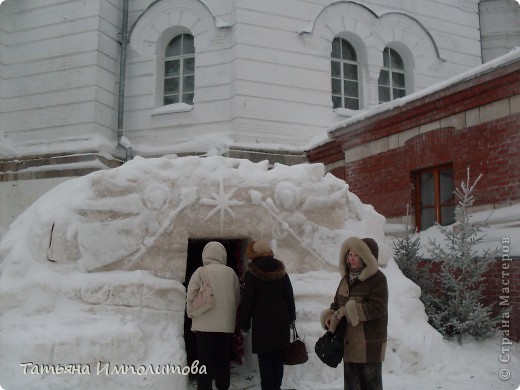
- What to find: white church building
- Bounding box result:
[1,0,519,229]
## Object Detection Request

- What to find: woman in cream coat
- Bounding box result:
[187,241,240,390]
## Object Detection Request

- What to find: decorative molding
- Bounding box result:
[128,0,229,56]
[300,1,445,69]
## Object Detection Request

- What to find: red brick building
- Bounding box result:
[308,50,519,230]
[307,49,520,341]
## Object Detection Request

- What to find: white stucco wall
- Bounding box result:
[1,0,517,228]
[480,0,520,62]
[0,0,121,154]
[0,0,488,156]
[0,4,7,132]
[123,0,485,152]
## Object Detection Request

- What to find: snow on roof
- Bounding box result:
[317,47,520,143]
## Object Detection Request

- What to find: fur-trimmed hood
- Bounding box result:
[338,237,379,282]
[247,257,286,281]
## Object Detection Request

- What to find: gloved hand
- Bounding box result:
[346,300,360,327]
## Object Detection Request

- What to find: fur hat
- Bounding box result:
[338,237,379,281]
[362,237,379,260]
[246,240,273,260]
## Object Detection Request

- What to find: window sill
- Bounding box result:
[334,107,367,118]
[151,103,193,116]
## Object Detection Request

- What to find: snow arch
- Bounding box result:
[0,156,445,390]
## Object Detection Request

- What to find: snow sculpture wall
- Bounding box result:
[44,155,381,276]
[0,156,443,389]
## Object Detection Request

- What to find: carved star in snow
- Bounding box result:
[200,178,244,230]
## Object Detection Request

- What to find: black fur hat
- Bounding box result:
[362,237,379,260]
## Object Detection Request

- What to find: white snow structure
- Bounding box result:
[0,156,445,389]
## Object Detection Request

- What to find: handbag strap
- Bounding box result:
[200,266,208,287]
[290,323,300,341]
[331,317,346,340]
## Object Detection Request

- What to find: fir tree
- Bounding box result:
[425,169,497,339]
[393,225,434,304]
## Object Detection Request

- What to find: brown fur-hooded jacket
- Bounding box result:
[320,237,388,363]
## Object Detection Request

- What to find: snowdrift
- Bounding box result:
[0,156,445,389]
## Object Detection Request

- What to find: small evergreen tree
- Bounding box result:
[426,169,497,339]
[393,225,434,304]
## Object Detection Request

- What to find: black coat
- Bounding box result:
[239,256,296,354]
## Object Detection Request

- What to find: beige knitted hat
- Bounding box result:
[246,240,273,260]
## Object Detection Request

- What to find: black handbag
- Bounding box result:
[283,323,308,365]
[314,318,346,368]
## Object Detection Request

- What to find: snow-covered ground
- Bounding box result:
[385,201,520,258]
[0,155,518,390]
[227,331,520,389]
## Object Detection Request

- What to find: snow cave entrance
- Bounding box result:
[184,238,247,370]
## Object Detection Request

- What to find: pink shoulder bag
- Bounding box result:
[187,266,215,318]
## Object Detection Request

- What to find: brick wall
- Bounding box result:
[343,115,520,219]
[307,57,520,222]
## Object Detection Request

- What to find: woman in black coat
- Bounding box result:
[240,240,296,390]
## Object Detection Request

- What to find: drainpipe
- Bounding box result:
[117,0,133,161]
[478,0,484,64]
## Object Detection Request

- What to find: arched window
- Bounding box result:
[163,34,195,105]
[378,48,406,103]
[331,38,359,110]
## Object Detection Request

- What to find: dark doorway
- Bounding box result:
[183,239,246,369]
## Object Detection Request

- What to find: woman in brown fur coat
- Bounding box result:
[321,237,388,390]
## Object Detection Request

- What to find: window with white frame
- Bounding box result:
[331,38,359,110]
[378,48,406,103]
[163,33,195,105]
